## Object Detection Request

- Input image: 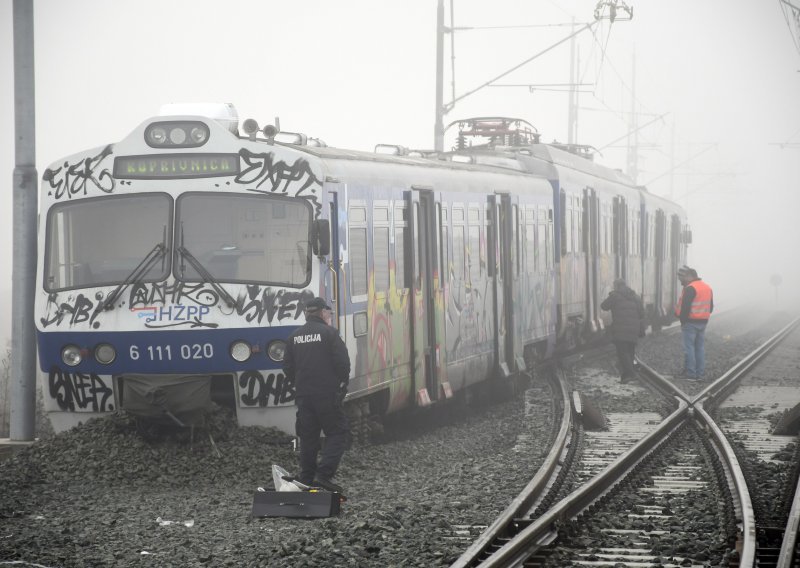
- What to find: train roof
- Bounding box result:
[446,143,637,187]
[274,139,556,194]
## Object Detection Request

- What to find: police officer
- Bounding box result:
[283,297,351,493]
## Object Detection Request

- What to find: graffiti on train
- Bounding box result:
[48,367,114,412]
[238,370,295,407]
[43,144,115,200]
[235,148,323,216]
[40,283,315,329]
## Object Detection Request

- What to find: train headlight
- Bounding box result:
[94,343,117,365]
[230,340,252,362]
[147,127,167,145]
[190,126,208,144]
[61,345,83,367]
[169,127,187,145]
[267,340,286,362]
[144,121,209,148]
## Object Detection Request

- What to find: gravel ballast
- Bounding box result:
[1,380,555,567]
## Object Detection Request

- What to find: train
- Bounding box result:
[34,105,690,434]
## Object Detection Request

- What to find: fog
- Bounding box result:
[2,0,800,345]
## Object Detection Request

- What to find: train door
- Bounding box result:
[669,214,683,314]
[409,189,443,405]
[488,194,515,377]
[613,196,628,279]
[323,189,343,329]
[654,210,666,318]
[583,187,600,333]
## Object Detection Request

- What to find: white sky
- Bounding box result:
[2,0,800,344]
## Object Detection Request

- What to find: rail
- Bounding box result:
[474,399,689,567]
[457,313,800,567]
[777,471,800,567]
[450,366,572,568]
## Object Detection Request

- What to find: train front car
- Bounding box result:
[35,105,328,433]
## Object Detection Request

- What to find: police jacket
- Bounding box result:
[283,315,351,398]
[676,279,714,324]
[600,285,645,343]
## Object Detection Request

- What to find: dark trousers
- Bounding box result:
[295,395,350,484]
[613,340,637,379]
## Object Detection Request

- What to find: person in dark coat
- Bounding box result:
[600,278,645,382]
[282,297,351,493]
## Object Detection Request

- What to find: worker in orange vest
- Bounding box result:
[675,266,714,380]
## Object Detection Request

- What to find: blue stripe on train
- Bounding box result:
[36,326,296,375]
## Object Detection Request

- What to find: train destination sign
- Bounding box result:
[114,153,240,179]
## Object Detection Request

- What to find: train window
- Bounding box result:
[413,203,420,286]
[374,227,390,291]
[469,207,480,223]
[526,223,536,272]
[538,225,547,271]
[395,227,407,289]
[374,208,389,223]
[350,227,368,297]
[441,225,449,279]
[351,207,367,223]
[437,203,445,281]
[394,205,407,223]
[45,193,172,292]
[175,193,311,287]
[565,206,573,254]
[453,226,465,281]
[512,205,519,275]
[468,226,480,282]
[453,207,464,222]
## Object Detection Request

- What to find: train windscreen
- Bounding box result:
[175,193,313,287]
[44,193,172,291]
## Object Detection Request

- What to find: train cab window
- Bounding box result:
[45,193,172,291]
[349,204,368,298]
[176,193,312,287]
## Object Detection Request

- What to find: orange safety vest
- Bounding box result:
[675,280,713,320]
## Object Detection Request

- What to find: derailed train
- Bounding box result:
[35,107,689,434]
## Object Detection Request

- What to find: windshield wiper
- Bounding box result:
[102,239,167,311]
[176,245,237,308]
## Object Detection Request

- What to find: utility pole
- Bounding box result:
[626,51,638,182]
[433,1,631,152]
[11,0,38,441]
[567,19,578,145]
[434,0,446,152]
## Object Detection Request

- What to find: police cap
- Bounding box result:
[305,297,332,311]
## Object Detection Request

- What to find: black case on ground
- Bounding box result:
[251,490,340,518]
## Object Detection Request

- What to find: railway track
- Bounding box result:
[451,313,800,567]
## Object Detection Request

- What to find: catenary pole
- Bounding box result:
[434,0,445,152]
[11,0,38,441]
